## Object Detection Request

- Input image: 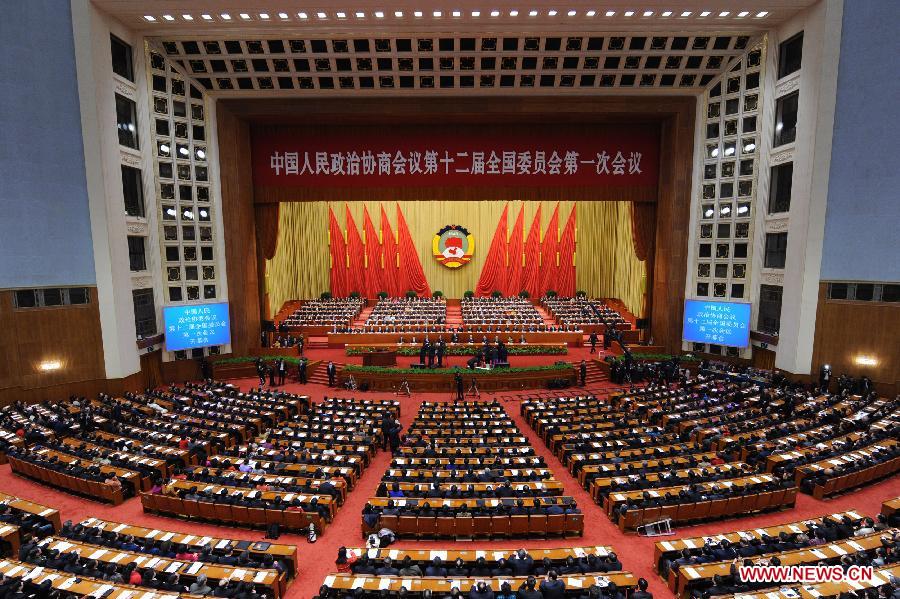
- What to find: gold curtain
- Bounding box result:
[267,200,645,318]
[265,202,330,316]
[575,202,646,317]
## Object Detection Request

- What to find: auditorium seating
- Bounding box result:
[142,397,397,535]
[362,400,583,539]
[280,296,364,327]
[543,296,629,327]
[363,296,447,329]
[665,527,897,598]
[8,448,134,504]
[462,296,544,327]
[71,516,299,577]
[318,544,635,597]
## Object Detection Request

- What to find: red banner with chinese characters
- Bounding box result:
[250,124,659,188]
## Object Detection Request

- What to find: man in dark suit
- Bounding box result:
[455,372,464,401]
[580,360,588,386]
[589,331,598,353]
[436,338,446,368]
[277,359,287,386]
[298,359,307,384]
[631,578,653,599]
[427,340,436,368]
[326,361,336,386]
[419,341,428,366]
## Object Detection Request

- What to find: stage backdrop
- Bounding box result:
[265,200,645,317]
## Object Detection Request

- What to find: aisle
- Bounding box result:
[0,380,896,599]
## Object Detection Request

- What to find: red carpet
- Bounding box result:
[1,376,897,599]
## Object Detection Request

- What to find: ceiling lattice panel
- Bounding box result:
[153,32,753,94]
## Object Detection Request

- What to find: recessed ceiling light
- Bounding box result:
[374,11,383,18]
[737,11,749,17]
[433,10,442,17]
[491,9,500,16]
[548,9,558,16]
[201,14,212,20]
[278,12,289,19]
[220,13,231,20]
[317,12,327,19]
[509,10,518,16]
[336,12,347,18]
[662,11,672,17]
[239,13,250,20]
[528,9,537,16]
[392,11,401,17]
[143,15,155,21]
[586,10,596,16]
[453,10,462,17]
[414,10,423,17]
[298,12,308,19]
[568,10,577,16]
[162,14,174,21]
[471,10,480,16]
[259,13,270,19]
[756,11,769,17]
[719,11,730,17]
[605,10,616,16]
[182,14,193,20]
[700,11,711,17]
[624,11,635,17]
[681,11,691,17]
[643,10,653,16]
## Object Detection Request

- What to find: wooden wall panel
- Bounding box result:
[217,104,262,357]
[811,283,899,395]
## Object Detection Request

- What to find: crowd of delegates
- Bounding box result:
[315,579,648,599]
[363,297,448,330]
[461,297,545,329]
[281,297,364,327]
[524,370,898,529]
[362,400,581,537]
[676,528,900,599]
[542,297,629,328]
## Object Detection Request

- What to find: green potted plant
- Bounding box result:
[349,291,361,299]
[377,291,389,300]
[545,290,558,298]
[320,291,332,300]
[575,290,587,298]
[464,290,475,299]
[432,290,443,298]
[518,290,530,299]
[491,290,503,298]
[405,290,417,299]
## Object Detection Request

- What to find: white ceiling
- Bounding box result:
[96,0,807,96]
[95,0,816,35]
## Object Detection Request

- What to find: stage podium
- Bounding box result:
[361,349,397,367]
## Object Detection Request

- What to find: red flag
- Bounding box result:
[521,205,542,297]
[396,203,431,296]
[557,206,577,297]
[328,207,348,296]
[380,204,401,296]
[504,206,525,296]
[362,206,384,298]
[345,205,365,296]
[540,203,561,297]
[475,203,509,297]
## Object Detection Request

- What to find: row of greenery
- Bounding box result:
[320,290,590,299]
[345,345,568,357]
[342,363,574,376]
